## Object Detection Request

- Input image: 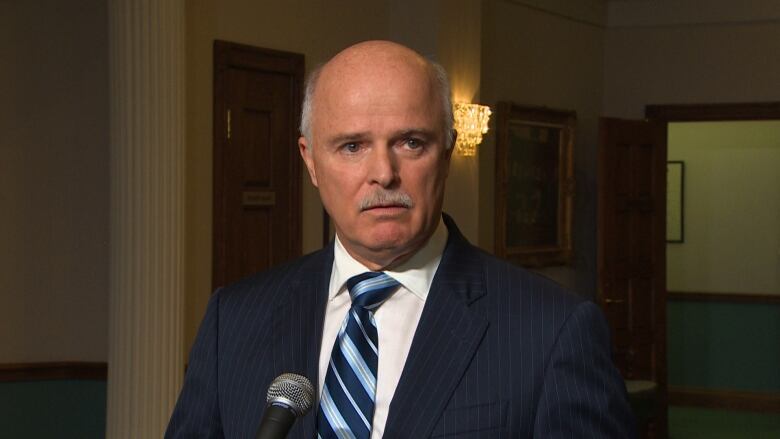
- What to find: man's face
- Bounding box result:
[299,52,452,269]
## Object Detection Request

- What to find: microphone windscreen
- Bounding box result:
[266,373,315,416]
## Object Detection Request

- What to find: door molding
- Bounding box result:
[646,101,780,121]
[669,386,780,413]
[0,362,107,382]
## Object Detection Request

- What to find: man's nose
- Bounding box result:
[367,146,398,187]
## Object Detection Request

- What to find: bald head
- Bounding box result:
[300,41,453,149]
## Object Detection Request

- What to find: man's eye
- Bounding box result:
[405,138,424,149]
[342,142,360,153]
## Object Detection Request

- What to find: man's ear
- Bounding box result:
[438,129,456,178]
[298,136,318,187]
[298,136,319,187]
[444,129,457,162]
[450,129,458,154]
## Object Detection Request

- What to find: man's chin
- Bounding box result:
[361,230,413,253]
[364,233,408,252]
[339,226,426,269]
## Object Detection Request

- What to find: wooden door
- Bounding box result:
[597,117,667,438]
[213,41,304,289]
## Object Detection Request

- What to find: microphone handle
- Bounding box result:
[255,404,297,439]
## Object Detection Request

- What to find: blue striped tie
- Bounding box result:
[317,272,401,439]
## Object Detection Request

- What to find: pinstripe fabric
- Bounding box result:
[166,214,636,438]
[166,248,332,438]
[317,272,400,439]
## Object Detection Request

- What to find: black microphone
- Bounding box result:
[255,373,315,439]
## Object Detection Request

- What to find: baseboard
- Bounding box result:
[0,362,107,382]
[669,386,780,413]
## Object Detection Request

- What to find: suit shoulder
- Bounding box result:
[474,248,587,314]
[468,250,608,359]
[215,245,332,306]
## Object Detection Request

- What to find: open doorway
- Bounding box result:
[646,103,780,422]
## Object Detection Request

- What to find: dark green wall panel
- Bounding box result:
[667,300,780,392]
[0,380,106,438]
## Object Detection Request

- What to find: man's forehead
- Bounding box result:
[313,57,438,118]
[312,85,444,143]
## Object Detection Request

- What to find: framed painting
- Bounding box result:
[494,103,575,267]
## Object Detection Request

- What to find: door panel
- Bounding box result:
[213,41,303,289]
[598,117,667,438]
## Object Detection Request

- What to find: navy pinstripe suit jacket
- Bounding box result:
[166,215,636,438]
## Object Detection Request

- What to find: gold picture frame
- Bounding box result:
[494,103,575,267]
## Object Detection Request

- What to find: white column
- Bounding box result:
[106,1,185,437]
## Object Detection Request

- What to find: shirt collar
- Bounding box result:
[330,217,448,301]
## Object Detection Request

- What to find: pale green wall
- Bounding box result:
[667,121,780,295]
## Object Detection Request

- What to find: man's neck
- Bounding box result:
[336,218,446,272]
[342,241,424,271]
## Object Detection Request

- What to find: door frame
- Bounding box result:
[645,101,780,415]
[646,102,780,122]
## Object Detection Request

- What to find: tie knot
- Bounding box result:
[346,272,400,310]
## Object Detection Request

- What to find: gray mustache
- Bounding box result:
[359,190,414,210]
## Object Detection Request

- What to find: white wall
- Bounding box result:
[667,121,780,295]
[608,0,780,28]
[604,0,780,118]
[479,0,606,295]
[0,0,109,362]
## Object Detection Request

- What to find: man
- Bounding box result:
[167,40,635,438]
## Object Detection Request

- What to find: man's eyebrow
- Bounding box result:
[393,129,437,139]
[325,132,370,145]
[324,129,438,145]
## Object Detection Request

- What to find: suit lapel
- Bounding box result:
[271,244,333,438]
[384,216,489,437]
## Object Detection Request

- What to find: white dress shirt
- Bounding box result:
[318,218,448,438]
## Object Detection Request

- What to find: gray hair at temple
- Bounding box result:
[299,60,455,150]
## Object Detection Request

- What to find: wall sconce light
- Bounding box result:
[453,102,491,156]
